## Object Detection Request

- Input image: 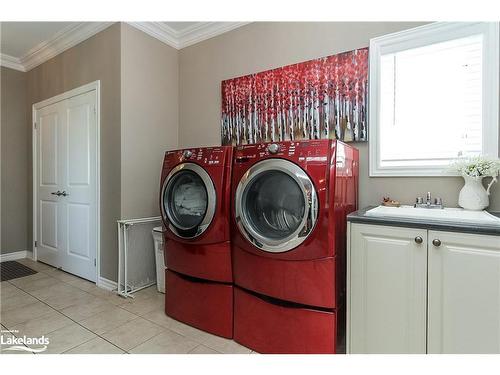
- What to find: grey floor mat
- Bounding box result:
[0,261,37,281]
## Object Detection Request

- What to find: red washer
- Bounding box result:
[160,146,233,338]
[231,139,358,353]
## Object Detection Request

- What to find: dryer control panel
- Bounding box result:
[234,139,331,165]
[163,147,229,169]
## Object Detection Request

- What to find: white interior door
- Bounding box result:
[36,89,97,282]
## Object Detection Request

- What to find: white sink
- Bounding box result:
[365,205,500,225]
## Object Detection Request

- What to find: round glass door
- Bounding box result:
[235,159,318,253]
[162,163,216,239]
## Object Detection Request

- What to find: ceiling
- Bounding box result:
[1,22,75,57]
[0,21,248,72]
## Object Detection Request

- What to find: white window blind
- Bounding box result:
[380,34,483,167]
[369,22,499,176]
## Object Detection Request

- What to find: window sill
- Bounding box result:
[369,167,461,177]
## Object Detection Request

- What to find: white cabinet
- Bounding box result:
[428,230,500,353]
[348,224,427,354]
[348,223,500,354]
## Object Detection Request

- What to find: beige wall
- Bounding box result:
[27,23,122,280]
[120,24,179,219]
[1,67,28,254]
[179,22,500,211]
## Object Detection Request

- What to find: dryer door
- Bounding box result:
[161,163,216,239]
[235,159,318,253]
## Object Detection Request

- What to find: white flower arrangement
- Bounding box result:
[451,156,500,209]
[450,156,500,179]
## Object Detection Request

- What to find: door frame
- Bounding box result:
[32,80,101,284]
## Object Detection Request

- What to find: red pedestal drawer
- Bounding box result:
[234,287,337,354]
[232,246,336,309]
[165,270,233,338]
[165,239,232,283]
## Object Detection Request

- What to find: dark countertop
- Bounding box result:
[348,206,500,236]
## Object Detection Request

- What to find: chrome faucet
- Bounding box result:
[414,192,444,209]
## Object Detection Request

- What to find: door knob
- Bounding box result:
[60,191,69,197]
[432,239,442,247]
[51,190,61,196]
[414,236,423,244]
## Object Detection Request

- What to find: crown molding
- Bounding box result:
[21,22,115,71]
[0,22,114,72]
[127,22,250,49]
[127,22,181,49]
[179,22,250,48]
[0,54,25,72]
[0,21,248,72]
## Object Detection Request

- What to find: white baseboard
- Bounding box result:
[97,276,118,291]
[0,250,33,262]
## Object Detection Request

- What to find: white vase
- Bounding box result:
[458,175,489,211]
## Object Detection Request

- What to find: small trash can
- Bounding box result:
[152,226,166,293]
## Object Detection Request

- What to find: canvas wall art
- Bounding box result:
[221,48,369,146]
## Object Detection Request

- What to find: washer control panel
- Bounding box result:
[235,140,330,164]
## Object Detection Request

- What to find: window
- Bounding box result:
[369,22,499,176]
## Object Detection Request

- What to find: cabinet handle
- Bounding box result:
[432,239,442,247]
[414,236,423,244]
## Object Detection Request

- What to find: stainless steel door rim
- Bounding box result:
[235,159,318,253]
[161,162,216,239]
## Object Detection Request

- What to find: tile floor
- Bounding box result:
[0,258,253,354]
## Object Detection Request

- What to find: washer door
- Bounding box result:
[161,163,216,239]
[235,159,318,253]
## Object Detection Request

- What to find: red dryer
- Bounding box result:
[230,139,359,353]
[160,146,233,338]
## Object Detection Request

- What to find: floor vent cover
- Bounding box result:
[0,261,37,281]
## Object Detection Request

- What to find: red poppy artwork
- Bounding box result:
[221,48,369,146]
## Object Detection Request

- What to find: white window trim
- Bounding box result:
[369,22,499,177]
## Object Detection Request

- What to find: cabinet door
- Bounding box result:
[348,224,427,353]
[428,231,500,353]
